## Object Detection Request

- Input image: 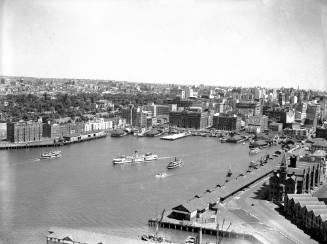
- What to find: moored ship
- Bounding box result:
[40,150,62,159]
[144,152,159,161]
[110,129,127,137]
[112,155,133,164]
[167,157,184,169]
[112,151,158,164]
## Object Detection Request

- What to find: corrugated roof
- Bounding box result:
[313,184,327,199]
[291,198,317,204]
[286,194,312,200]
[318,214,327,222]
[302,204,327,212]
[311,209,327,216]
[181,197,209,212]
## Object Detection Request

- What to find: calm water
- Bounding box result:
[0,136,263,244]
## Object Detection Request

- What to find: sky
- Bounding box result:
[1,0,327,90]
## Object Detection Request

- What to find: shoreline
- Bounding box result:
[0,131,107,150]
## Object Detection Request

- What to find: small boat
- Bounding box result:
[141,234,173,243]
[249,148,260,154]
[145,152,159,161]
[110,129,127,137]
[40,150,62,159]
[220,138,227,143]
[167,157,184,169]
[242,142,246,145]
[155,172,168,178]
[185,236,196,244]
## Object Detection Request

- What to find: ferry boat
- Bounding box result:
[40,150,62,159]
[113,151,158,164]
[144,152,159,161]
[155,172,168,178]
[112,155,133,164]
[167,157,184,169]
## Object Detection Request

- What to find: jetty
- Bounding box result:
[160,132,190,141]
[0,131,107,150]
[148,153,284,243]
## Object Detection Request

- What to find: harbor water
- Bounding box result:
[0,136,267,244]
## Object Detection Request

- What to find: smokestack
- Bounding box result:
[290,155,297,168]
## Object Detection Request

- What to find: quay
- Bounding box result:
[0,131,107,150]
[148,153,284,243]
[148,219,263,244]
[160,132,190,141]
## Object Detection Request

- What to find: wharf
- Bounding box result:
[0,131,107,150]
[148,217,263,244]
[148,153,285,243]
[160,132,190,141]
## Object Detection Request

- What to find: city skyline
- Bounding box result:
[1,0,327,91]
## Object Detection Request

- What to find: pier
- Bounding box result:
[0,131,107,150]
[148,218,263,244]
[160,132,190,141]
[148,153,284,243]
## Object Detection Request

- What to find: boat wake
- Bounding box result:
[157,156,172,160]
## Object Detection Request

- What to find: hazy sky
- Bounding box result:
[1,0,327,90]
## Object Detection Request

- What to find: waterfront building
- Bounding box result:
[84,118,110,132]
[284,194,327,242]
[269,153,322,202]
[169,110,208,129]
[246,115,268,132]
[144,104,170,117]
[212,113,241,131]
[170,198,209,221]
[43,122,85,139]
[7,121,43,143]
[120,106,138,126]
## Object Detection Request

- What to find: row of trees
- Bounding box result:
[0,92,168,122]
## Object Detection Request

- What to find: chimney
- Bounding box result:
[290,155,297,168]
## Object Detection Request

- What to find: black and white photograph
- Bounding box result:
[1,0,327,243]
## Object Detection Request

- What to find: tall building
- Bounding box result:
[246,115,268,132]
[7,121,43,143]
[169,111,208,129]
[278,92,286,106]
[212,114,241,131]
[235,102,261,118]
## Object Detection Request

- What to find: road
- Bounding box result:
[223,176,319,244]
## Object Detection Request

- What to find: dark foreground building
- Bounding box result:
[269,153,324,202]
[7,121,43,143]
